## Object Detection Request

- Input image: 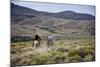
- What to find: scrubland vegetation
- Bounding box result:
[11,38,95,66]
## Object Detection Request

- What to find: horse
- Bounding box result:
[47,39,53,48]
[32,40,40,49]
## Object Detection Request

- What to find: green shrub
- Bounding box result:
[11,56,21,65]
[84,54,94,61]
[17,58,31,65]
[84,47,94,55]
[57,48,68,53]
[49,51,66,63]
[31,54,50,65]
[69,55,81,62]
[68,49,80,57]
[58,41,64,45]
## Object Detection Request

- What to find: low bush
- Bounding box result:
[31,54,50,65]
[69,55,81,62]
[84,54,94,62]
[49,51,66,63]
[68,49,80,57]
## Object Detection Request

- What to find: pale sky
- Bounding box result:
[12,1,95,16]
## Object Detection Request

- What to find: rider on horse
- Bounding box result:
[34,34,41,47]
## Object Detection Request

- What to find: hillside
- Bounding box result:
[11,3,95,40]
[11,3,95,20]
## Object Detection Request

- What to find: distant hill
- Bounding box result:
[11,3,95,20]
[11,3,95,39]
[11,3,40,16]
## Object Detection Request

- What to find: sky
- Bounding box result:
[12,1,95,16]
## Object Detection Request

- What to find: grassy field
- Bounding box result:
[11,38,95,66]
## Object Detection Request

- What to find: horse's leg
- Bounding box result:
[34,43,36,49]
[38,41,40,47]
[33,42,36,49]
[36,43,38,48]
[36,40,40,48]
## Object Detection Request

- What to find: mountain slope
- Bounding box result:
[11,3,95,38]
[11,3,95,20]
